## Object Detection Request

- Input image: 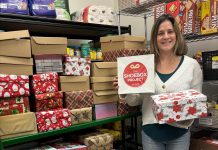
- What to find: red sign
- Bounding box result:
[123,62,147,87]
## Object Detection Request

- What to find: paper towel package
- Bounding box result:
[117,55,155,94]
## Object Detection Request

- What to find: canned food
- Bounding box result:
[81,43,90,58]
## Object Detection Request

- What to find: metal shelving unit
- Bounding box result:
[0,13,131,39]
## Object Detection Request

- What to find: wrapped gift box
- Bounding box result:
[65,90,94,109]
[117,100,139,116]
[70,107,92,125]
[0,112,37,139]
[32,72,59,94]
[49,142,87,150]
[0,74,30,98]
[35,91,63,111]
[63,56,91,76]
[94,102,117,120]
[151,89,208,124]
[34,54,63,74]
[79,132,113,150]
[98,128,121,141]
[0,97,30,116]
[103,48,150,62]
[36,108,71,132]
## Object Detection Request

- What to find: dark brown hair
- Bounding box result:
[150,14,187,61]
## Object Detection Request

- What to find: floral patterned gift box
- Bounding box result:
[151,89,208,124]
[0,74,30,98]
[35,91,63,112]
[35,108,71,132]
[32,72,59,94]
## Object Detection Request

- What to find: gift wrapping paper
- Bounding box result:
[0,74,30,98]
[32,72,59,94]
[79,132,113,150]
[35,54,63,74]
[65,90,94,109]
[0,97,30,116]
[95,103,117,120]
[35,91,63,111]
[70,107,92,125]
[103,48,150,62]
[151,89,208,124]
[36,108,71,132]
[49,142,88,150]
[63,56,91,76]
[117,100,139,116]
[98,128,121,141]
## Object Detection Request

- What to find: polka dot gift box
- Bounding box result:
[0,74,30,98]
[151,89,208,124]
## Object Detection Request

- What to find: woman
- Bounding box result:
[113,14,202,150]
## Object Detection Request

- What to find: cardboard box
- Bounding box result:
[0,56,33,75]
[95,102,117,120]
[91,62,117,77]
[152,89,207,124]
[91,77,115,91]
[100,35,146,51]
[0,112,38,139]
[60,76,90,92]
[0,30,31,58]
[93,90,118,104]
[31,36,67,55]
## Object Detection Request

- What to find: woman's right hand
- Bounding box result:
[113,76,119,90]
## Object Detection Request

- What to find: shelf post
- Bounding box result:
[118,11,121,35]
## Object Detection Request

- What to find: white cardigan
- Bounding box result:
[120,56,203,129]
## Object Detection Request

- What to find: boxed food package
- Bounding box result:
[0,0,28,15]
[78,132,113,150]
[0,30,31,57]
[59,76,90,92]
[31,36,67,55]
[0,97,30,116]
[91,77,115,91]
[35,91,63,111]
[0,112,38,139]
[65,90,93,109]
[117,55,155,94]
[0,74,30,98]
[102,48,150,62]
[91,62,117,77]
[151,89,207,124]
[32,72,59,94]
[183,0,197,35]
[63,56,91,76]
[94,102,117,120]
[93,90,118,104]
[100,35,146,52]
[35,109,71,132]
[0,56,33,75]
[34,54,63,74]
[70,107,92,125]
[29,0,56,17]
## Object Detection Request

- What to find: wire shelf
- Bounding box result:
[118,0,175,17]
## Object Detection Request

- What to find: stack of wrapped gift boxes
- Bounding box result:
[61,55,93,125]
[91,62,118,120]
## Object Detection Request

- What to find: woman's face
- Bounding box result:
[157,20,176,54]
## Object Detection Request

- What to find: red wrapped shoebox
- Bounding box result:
[35,91,63,112]
[117,100,139,116]
[103,48,150,62]
[0,74,30,98]
[36,108,72,132]
[65,90,94,109]
[63,56,91,76]
[32,72,59,94]
[151,89,207,124]
[0,97,30,116]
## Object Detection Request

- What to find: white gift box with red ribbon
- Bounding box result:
[117,54,155,94]
[151,89,208,124]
